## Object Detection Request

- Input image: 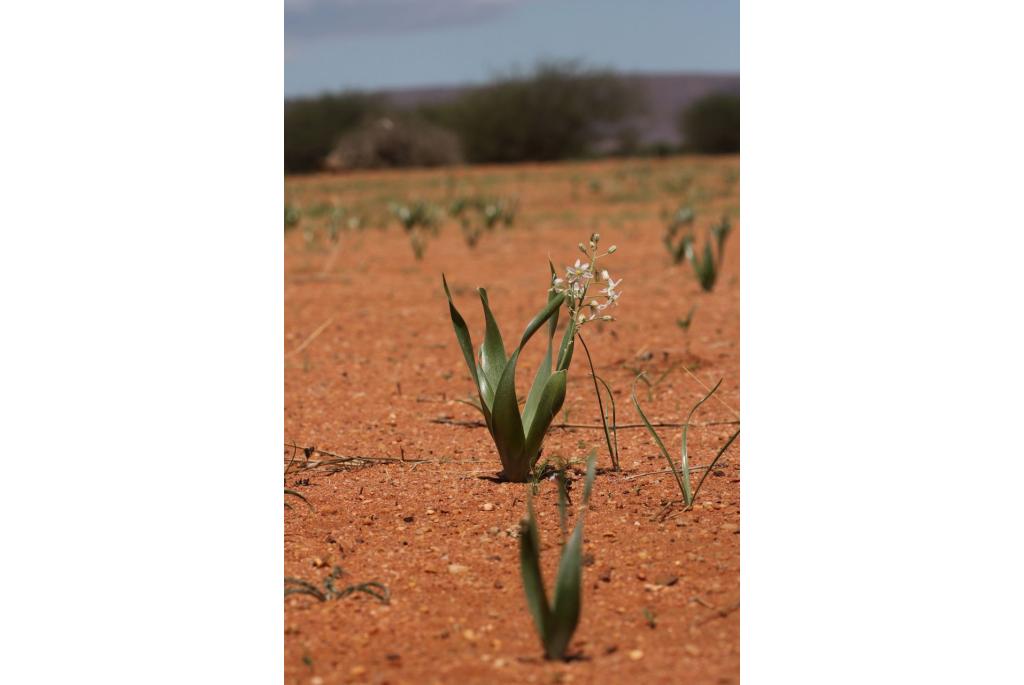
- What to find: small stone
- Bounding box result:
[684,643,701,656]
[481,503,495,511]
[493,658,507,669]
[349,665,366,676]
[311,557,328,568]
[628,649,644,661]
[463,629,478,641]
[310,677,324,685]
[635,571,647,581]
[598,568,613,583]
[655,574,679,587]
[403,515,415,523]
[493,580,504,589]
[448,564,469,574]
[488,526,500,535]
[720,522,739,533]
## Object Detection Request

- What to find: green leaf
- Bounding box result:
[682,378,723,506]
[517,293,565,350]
[523,279,560,432]
[477,288,508,409]
[689,428,740,508]
[547,516,585,659]
[442,274,481,394]
[523,370,567,467]
[632,374,689,504]
[519,501,551,650]
[491,349,527,480]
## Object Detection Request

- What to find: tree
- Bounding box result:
[678,93,740,154]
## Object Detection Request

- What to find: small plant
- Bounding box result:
[663,205,695,264]
[442,271,575,482]
[519,452,596,660]
[390,201,439,259]
[285,204,301,231]
[676,304,698,332]
[686,215,731,292]
[284,566,390,604]
[631,375,740,510]
[450,195,519,248]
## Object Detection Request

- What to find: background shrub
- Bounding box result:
[426,61,643,163]
[325,116,462,170]
[284,93,384,173]
[677,93,740,153]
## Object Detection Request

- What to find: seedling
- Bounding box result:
[285,204,301,230]
[284,566,390,604]
[663,205,695,264]
[631,374,740,510]
[442,270,576,482]
[519,452,597,660]
[686,215,731,292]
[676,305,698,332]
[389,201,439,259]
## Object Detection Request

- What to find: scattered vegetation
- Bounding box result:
[631,376,740,510]
[520,453,597,660]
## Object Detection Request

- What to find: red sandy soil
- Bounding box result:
[284,156,740,685]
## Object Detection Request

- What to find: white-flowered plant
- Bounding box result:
[550,233,623,470]
[550,233,621,326]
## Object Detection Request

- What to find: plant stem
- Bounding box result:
[577,332,618,471]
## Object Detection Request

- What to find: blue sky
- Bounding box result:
[285,0,739,96]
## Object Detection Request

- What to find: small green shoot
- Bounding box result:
[676,305,698,332]
[519,452,597,660]
[631,374,740,510]
[663,205,695,264]
[686,215,732,292]
[284,566,390,604]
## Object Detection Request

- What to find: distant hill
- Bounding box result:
[373,72,739,148]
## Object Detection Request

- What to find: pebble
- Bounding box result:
[720,522,739,533]
[481,503,495,511]
[684,643,701,656]
[349,665,366,676]
[628,649,644,661]
[448,564,469,574]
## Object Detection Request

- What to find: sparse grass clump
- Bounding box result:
[631,376,739,510]
[285,566,390,604]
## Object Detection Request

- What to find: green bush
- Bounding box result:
[432,62,643,163]
[678,93,740,154]
[284,93,384,173]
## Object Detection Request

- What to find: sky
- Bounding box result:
[284,0,739,97]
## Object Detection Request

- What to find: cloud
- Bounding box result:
[285,0,530,41]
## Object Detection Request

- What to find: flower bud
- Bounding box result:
[578,242,586,253]
[608,245,617,253]
[591,232,600,243]
[602,315,614,321]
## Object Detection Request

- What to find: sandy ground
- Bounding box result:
[284,156,740,684]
